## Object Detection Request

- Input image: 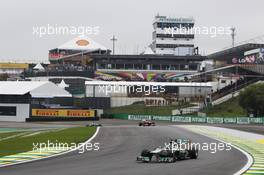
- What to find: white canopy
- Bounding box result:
[57,35,108,52]
[57,79,69,89]
[0,81,72,98]
[33,63,45,71]
[142,46,154,55]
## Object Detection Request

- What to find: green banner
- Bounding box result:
[237,117,250,124]
[112,113,264,125]
[207,117,224,124]
[224,118,237,124]
[152,116,171,121]
[128,115,151,121]
[112,114,128,120]
[191,117,206,123]
[171,116,191,123]
[250,118,263,124]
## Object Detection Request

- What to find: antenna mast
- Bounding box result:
[231,27,236,47]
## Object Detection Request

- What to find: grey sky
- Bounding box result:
[0,0,263,61]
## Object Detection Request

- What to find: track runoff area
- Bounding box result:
[0,121,263,175]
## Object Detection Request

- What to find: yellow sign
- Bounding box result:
[0,63,29,69]
[32,109,59,116]
[32,109,95,117]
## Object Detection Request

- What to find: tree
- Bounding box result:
[239,84,264,117]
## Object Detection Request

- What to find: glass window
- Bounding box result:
[0,106,16,116]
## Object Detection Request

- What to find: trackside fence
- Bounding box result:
[110,114,264,125]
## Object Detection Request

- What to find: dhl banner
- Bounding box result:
[32,109,95,117]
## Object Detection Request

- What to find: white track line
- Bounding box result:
[0,127,101,168]
[232,145,254,175]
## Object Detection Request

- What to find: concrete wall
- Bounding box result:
[0,103,30,122]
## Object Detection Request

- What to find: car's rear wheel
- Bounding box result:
[189,149,198,159]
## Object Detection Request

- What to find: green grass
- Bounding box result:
[0,127,96,157]
[105,103,193,116]
[203,97,247,117]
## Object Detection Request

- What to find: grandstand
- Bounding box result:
[18,25,264,113]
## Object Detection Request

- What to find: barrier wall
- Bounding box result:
[111,114,264,125]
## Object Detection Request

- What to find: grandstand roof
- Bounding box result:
[57,35,108,51]
[208,43,264,60]
[0,81,72,98]
[85,81,212,87]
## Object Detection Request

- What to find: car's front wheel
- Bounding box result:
[141,149,152,161]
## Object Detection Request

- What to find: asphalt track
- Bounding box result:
[0,125,247,175]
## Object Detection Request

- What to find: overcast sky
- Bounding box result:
[0,0,264,61]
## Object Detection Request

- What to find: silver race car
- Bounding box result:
[137,138,198,163]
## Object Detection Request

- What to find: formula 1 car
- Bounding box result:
[86,122,102,127]
[138,120,155,126]
[136,138,198,163]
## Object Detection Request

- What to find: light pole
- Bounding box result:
[110,35,117,55]
[231,27,236,48]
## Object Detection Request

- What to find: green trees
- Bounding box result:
[239,84,264,117]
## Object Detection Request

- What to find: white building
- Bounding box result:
[0,81,71,122]
[152,15,195,56]
[85,81,213,107]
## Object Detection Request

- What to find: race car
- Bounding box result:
[138,120,155,126]
[136,138,198,163]
[86,122,102,127]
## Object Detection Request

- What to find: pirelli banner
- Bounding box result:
[32,109,95,117]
